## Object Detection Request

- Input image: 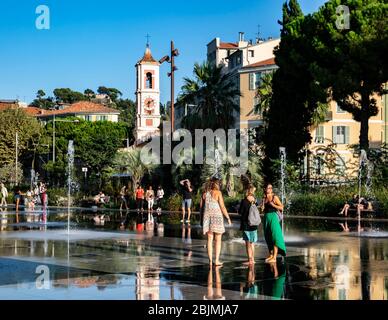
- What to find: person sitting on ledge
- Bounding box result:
[94,191,106,206]
[339,194,364,217]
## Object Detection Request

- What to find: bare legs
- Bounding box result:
[207,232,223,266]
[339,204,350,216]
[265,246,278,263]
[181,206,186,222]
[265,250,273,262]
[244,242,255,265]
[214,233,222,266]
[207,232,213,265]
[187,207,191,222]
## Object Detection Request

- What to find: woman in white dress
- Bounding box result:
[202,180,231,266]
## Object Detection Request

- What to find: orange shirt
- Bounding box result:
[136,188,144,199]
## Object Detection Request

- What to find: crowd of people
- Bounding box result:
[198,177,286,267]
[0,182,48,212]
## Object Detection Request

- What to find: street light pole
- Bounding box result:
[53,114,56,163]
[159,41,179,135]
[170,41,175,133]
[15,131,18,185]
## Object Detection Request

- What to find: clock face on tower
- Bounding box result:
[143,97,155,115]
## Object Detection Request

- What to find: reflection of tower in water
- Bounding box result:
[135,266,160,300]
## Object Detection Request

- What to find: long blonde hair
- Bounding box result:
[245,184,256,197]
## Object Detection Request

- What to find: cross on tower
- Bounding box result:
[145,34,151,47]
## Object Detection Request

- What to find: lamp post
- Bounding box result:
[51,117,80,163]
[15,131,18,185]
[159,41,179,134]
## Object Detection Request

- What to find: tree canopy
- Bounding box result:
[41,119,127,187]
[311,0,388,151]
[0,108,41,165]
[178,61,241,131]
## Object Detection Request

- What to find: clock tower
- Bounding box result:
[135,44,161,145]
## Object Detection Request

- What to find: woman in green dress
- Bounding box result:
[261,183,286,263]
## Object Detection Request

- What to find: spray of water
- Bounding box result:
[67,140,74,235]
[279,147,286,234]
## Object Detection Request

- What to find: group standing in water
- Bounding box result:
[200,178,286,267]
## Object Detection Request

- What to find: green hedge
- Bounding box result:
[288,187,388,218]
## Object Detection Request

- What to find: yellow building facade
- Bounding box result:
[238,61,386,181]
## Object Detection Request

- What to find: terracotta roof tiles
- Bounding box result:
[242,57,276,69]
[36,101,120,117]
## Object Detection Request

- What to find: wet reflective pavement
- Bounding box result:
[0,208,388,300]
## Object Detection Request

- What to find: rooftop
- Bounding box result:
[242,57,276,69]
[137,45,159,65]
[36,101,120,117]
[219,42,238,49]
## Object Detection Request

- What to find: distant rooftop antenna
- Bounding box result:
[256,24,261,41]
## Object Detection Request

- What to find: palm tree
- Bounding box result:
[179,62,241,131]
[254,72,274,119]
[113,148,156,195]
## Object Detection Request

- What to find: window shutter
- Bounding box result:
[332,126,337,143]
[345,126,349,144]
[249,73,254,91]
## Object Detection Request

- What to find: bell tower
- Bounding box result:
[135,44,161,145]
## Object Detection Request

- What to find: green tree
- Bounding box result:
[263,0,328,182]
[116,99,136,145]
[97,86,122,103]
[40,119,126,187]
[30,90,56,110]
[84,89,96,100]
[53,88,87,104]
[311,0,388,152]
[0,109,41,165]
[254,72,274,122]
[112,148,155,195]
[0,162,23,185]
[179,61,240,131]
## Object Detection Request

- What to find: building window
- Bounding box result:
[249,72,263,91]
[97,115,108,121]
[336,102,346,113]
[315,154,325,175]
[333,126,349,144]
[336,156,346,173]
[249,73,255,91]
[236,53,241,66]
[255,72,262,89]
[249,50,254,58]
[146,72,153,89]
[85,115,92,121]
[315,126,325,144]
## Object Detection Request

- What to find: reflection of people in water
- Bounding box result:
[156,223,164,237]
[93,214,105,226]
[0,207,8,231]
[262,262,286,300]
[339,221,350,232]
[182,223,192,245]
[182,224,193,261]
[136,213,145,232]
[240,264,258,299]
[203,266,225,300]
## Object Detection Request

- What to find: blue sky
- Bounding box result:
[0,0,326,104]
